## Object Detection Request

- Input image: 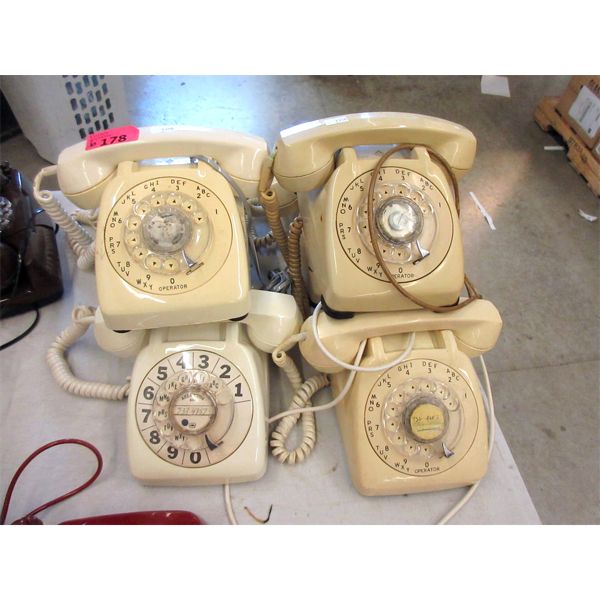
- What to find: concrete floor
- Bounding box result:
[1,76,598,523]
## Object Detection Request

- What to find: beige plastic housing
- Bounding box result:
[54,126,269,330]
[117,290,301,486]
[298,300,502,496]
[333,331,490,495]
[94,159,250,330]
[126,321,269,485]
[272,113,476,313]
[94,289,302,357]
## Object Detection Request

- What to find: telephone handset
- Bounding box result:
[56,126,268,331]
[272,112,477,315]
[58,126,267,206]
[299,299,502,495]
[94,289,302,485]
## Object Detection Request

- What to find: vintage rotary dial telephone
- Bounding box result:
[298,299,502,496]
[92,289,302,485]
[54,125,268,331]
[272,112,477,315]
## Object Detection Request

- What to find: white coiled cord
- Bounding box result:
[68,239,96,271]
[267,316,417,465]
[72,208,99,229]
[47,305,130,401]
[269,376,329,464]
[33,165,96,271]
[268,334,329,464]
[225,334,366,524]
[267,334,376,466]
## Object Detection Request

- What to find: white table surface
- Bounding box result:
[0,227,541,526]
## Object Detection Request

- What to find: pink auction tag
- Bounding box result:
[85,125,140,150]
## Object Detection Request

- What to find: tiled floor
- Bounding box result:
[1,75,598,523]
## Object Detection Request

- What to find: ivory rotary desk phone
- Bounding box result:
[272,112,477,315]
[28,114,501,523]
[298,300,501,495]
[93,289,301,484]
[56,126,269,330]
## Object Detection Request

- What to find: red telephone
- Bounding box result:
[1,439,205,526]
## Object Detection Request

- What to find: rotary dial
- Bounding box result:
[364,359,479,476]
[375,197,424,245]
[135,350,253,468]
[104,176,233,295]
[336,167,454,282]
[141,205,192,254]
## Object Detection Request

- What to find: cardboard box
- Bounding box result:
[556,76,600,150]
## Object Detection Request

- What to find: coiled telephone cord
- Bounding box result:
[268,331,383,465]
[366,143,481,313]
[287,217,310,318]
[259,188,290,261]
[33,166,96,271]
[47,305,130,401]
[72,207,99,228]
[68,238,96,271]
[67,208,98,269]
[268,334,329,464]
[253,231,276,251]
[258,154,290,261]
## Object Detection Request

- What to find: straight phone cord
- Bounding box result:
[366,143,481,313]
[437,355,495,524]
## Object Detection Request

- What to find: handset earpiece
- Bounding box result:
[93,309,148,358]
[241,289,303,353]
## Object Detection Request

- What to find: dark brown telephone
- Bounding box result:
[0,161,63,320]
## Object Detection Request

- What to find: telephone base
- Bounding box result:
[94,161,252,332]
[317,288,464,316]
[0,286,63,319]
[333,341,489,497]
[350,466,488,497]
[298,151,466,314]
[131,464,268,487]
